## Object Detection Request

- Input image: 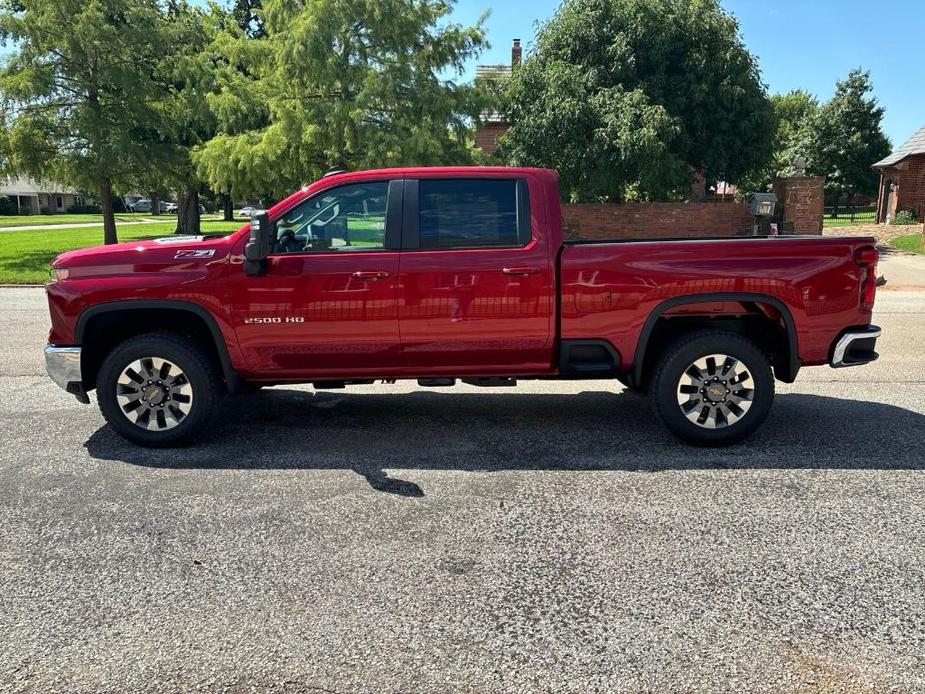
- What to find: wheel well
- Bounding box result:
[635,308,795,390]
[79,308,227,391]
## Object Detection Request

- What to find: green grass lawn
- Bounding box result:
[0,212,245,228]
[822,215,878,228]
[891,233,925,254]
[0,220,244,284]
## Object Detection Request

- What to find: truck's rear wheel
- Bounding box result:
[97,333,222,447]
[652,330,774,446]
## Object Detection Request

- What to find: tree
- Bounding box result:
[0,0,185,243]
[193,0,487,202]
[500,0,774,202]
[803,69,891,204]
[160,1,216,235]
[231,0,265,39]
[739,90,819,194]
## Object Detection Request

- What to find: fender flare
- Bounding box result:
[630,292,801,386]
[75,299,242,390]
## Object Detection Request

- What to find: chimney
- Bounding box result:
[512,39,522,68]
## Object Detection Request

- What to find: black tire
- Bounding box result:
[651,330,774,446]
[97,332,223,447]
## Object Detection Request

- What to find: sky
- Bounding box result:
[448,0,925,149]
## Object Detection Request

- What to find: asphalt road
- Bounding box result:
[2,287,925,693]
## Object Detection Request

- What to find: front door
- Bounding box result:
[397,177,554,373]
[230,179,403,377]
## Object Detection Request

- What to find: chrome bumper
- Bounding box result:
[831,326,881,368]
[44,345,89,403]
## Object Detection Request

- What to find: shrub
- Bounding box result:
[892,209,919,225]
[66,204,102,214]
[0,196,19,215]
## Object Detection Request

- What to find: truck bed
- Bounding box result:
[559,234,877,374]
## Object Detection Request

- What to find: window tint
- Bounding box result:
[274,181,388,253]
[419,179,524,249]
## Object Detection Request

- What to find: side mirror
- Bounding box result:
[244,211,273,276]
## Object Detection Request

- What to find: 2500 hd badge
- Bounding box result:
[243,316,305,324]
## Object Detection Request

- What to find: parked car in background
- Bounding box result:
[45,167,882,448]
[129,199,173,214]
[239,206,261,218]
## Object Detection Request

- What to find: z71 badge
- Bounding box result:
[174,249,216,259]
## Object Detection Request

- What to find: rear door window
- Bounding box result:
[417,179,529,250]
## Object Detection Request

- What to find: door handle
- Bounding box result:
[502,267,541,277]
[352,270,391,281]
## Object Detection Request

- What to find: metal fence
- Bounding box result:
[823,205,877,224]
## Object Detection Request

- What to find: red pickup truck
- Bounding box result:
[45,167,881,447]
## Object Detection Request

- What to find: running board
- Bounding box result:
[461,377,517,387]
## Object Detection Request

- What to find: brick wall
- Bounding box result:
[896,155,925,220]
[773,176,824,234]
[474,122,510,155]
[560,201,753,240]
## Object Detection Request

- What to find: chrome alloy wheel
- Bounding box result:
[116,357,194,431]
[676,353,754,429]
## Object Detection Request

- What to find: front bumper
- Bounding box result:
[830,326,881,368]
[44,345,89,403]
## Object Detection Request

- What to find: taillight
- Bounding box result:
[854,245,878,311]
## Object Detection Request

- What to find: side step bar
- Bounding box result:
[417,377,518,388]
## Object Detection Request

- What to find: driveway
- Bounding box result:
[2,288,925,692]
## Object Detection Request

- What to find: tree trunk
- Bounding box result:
[175,185,201,235]
[222,193,234,222]
[100,177,118,245]
[150,191,161,216]
[689,167,707,202]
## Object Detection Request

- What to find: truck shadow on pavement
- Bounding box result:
[84,388,925,495]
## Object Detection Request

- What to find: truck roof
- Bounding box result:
[315,166,557,187]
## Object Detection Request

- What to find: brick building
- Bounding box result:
[473,40,522,155]
[874,125,925,223]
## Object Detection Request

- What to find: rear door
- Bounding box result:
[397,176,554,373]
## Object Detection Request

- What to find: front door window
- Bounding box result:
[273,181,389,253]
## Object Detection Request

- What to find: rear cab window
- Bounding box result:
[407,178,531,250]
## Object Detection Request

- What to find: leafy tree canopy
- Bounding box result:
[738,89,819,194]
[0,0,202,242]
[194,0,488,200]
[231,0,265,39]
[500,0,775,202]
[803,69,891,200]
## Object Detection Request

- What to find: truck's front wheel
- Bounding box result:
[652,330,774,446]
[97,333,222,447]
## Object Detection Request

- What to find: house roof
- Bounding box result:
[0,176,78,196]
[873,125,925,168]
[475,65,512,79]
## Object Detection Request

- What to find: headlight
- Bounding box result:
[48,267,69,282]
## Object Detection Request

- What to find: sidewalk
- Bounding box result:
[879,252,925,291]
[0,218,159,232]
